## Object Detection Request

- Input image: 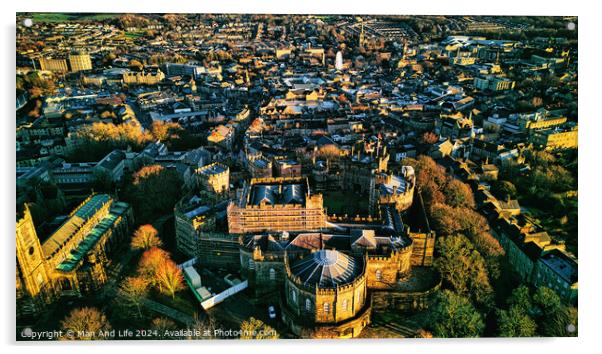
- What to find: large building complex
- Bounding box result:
[227,177,327,234]
[68,52,92,72]
[237,202,437,338]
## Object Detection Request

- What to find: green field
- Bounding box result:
[125,31,145,39]
[26,13,121,23]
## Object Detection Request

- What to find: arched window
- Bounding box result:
[323,302,330,314]
[61,278,72,291]
[291,289,297,303]
[375,269,382,281]
[269,268,276,281]
[305,298,311,311]
[342,299,348,311]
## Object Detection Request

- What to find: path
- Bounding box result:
[139,298,196,326]
[370,317,418,338]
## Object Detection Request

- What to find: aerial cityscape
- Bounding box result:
[15,13,578,340]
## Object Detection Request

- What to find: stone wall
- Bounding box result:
[280,291,372,339]
[242,250,286,297]
[409,231,436,266]
[366,254,403,289]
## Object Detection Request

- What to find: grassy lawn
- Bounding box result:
[125,32,145,39]
[150,290,199,318]
[323,190,370,216]
[29,13,121,23]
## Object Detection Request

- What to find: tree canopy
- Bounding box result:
[434,234,494,306]
[131,224,163,250]
[124,164,181,223]
[431,290,485,338]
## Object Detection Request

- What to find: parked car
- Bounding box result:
[268,305,276,319]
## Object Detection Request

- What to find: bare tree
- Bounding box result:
[61,307,111,340]
[119,276,149,318]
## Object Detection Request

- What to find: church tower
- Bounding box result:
[16,204,53,314]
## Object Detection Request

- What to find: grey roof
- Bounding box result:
[539,249,578,283]
[97,150,125,171]
[184,205,211,219]
[290,250,361,288]
[140,141,167,158]
[282,184,303,204]
[244,234,285,253]
[379,174,407,196]
[250,183,305,206]
[184,148,210,166]
[253,158,270,169]
[252,185,278,205]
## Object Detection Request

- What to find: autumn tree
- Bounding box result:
[239,317,279,340]
[156,259,185,299]
[428,201,503,280]
[420,131,439,145]
[316,144,341,160]
[61,307,111,340]
[406,155,448,206]
[138,247,171,287]
[413,155,448,189]
[131,224,162,250]
[148,121,201,150]
[118,276,150,318]
[150,121,182,141]
[415,329,433,338]
[69,122,151,162]
[431,290,485,338]
[444,179,475,209]
[471,231,505,280]
[429,203,463,235]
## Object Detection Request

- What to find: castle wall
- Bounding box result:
[371,282,440,312]
[280,289,372,339]
[365,249,412,289]
[240,249,286,297]
[409,231,436,266]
